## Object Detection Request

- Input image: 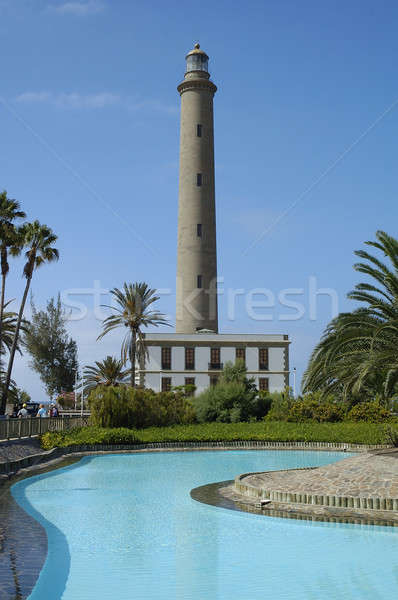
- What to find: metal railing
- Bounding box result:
[208,362,223,370]
[0,415,90,442]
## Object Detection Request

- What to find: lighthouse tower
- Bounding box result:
[140,45,290,396]
[176,43,218,334]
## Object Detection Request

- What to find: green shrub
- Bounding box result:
[193,381,255,423]
[264,392,293,421]
[287,398,345,423]
[383,424,398,447]
[193,360,267,423]
[346,401,393,423]
[40,420,396,450]
[88,386,196,429]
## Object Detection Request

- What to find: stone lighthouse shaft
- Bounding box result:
[176,44,218,334]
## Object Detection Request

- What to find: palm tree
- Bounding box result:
[97,282,170,387]
[303,231,398,402]
[0,221,59,414]
[0,191,26,348]
[84,356,130,392]
[0,302,28,362]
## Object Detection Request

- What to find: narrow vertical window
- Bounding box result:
[259,348,269,370]
[197,173,202,186]
[161,377,172,392]
[210,348,221,369]
[184,377,195,396]
[236,347,246,365]
[197,124,202,137]
[185,347,195,370]
[197,274,202,288]
[259,377,269,392]
[197,224,202,237]
[161,347,172,370]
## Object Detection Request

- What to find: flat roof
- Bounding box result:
[144,333,289,343]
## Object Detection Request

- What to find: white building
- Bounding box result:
[141,333,290,395]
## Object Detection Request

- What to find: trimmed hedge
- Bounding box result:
[40,421,396,450]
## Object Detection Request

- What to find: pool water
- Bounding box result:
[11,450,398,600]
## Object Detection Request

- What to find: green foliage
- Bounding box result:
[193,360,264,423]
[287,394,346,423]
[84,356,130,391]
[303,231,398,401]
[383,425,398,447]
[97,282,170,387]
[88,385,196,429]
[346,401,393,423]
[23,294,78,397]
[40,420,397,450]
[264,391,293,421]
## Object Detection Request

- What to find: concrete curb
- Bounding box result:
[235,468,398,512]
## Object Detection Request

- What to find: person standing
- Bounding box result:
[17,404,28,418]
[37,404,48,418]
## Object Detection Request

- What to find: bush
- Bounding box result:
[193,360,267,423]
[346,401,394,423]
[287,397,345,423]
[88,386,196,429]
[264,392,293,421]
[40,420,398,450]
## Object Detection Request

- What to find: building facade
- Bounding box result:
[142,333,289,394]
[140,45,290,394]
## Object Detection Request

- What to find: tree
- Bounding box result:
[193,360,262,423]
[84,356,130,392]
[23,295,78,398]
[303,231,398,402]
[0,221,59,413]
[0,191,26,350]
[0,302,28,368]
[97,282,169,387]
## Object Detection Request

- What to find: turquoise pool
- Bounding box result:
[11,450,398,599]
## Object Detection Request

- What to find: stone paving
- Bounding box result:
[0,438,42,464]
[239,449,398,499]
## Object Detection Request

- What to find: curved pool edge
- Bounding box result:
[0,440,388,488]
[191,479,398,528]
[0,456,84,600]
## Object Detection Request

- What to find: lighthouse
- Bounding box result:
[176,43,218,334]
[140,45,290,395]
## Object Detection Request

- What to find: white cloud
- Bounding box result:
[16,91,121,109]
[15,91,178,115]
[48,1,105,15]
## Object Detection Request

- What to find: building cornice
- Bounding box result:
[177,78,217,96]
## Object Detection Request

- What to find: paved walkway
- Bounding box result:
[0,438,42,464]
[241,449,398,498]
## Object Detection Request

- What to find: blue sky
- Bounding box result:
[1,0,398,399]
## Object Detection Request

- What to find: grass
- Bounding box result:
[40,421,395,450]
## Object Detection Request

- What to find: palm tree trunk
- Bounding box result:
[0,246,8,350]
[0,276,31,414]
[130,330,136,388]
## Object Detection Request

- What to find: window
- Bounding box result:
[259,348,269,370]
[185,377,195,395]
[197,274,202,288]
[185,347,195,370]
[236,347,246,365]
[161,347,171,370]
[209,347,222,370]
[197,124,202,137]
[259,377,269,392]
[197,173,202,186]
[210,376,219,387]
[197,223,202,237]
[161,377,172,392]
